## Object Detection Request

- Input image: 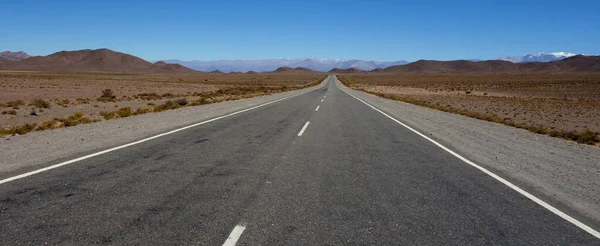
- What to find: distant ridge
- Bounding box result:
[2,49,597,74]
[164,58,408,72]
[151,61,199,73]
[0,51,31,61]
[328,68,365,74]
[382,60,519,74]
[498,52,578,63]
[271,66,320,74]
[377,56,600,74]
[0,49,198,74]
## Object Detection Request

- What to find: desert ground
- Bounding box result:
[338,74,600,145]
[0,71,323,136]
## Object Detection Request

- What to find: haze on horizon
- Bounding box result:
[1,0,598,61]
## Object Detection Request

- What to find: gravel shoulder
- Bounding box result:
[336,76,600,227]
[0,80,325,179]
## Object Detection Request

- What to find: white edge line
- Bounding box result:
[298,121,310,136]
[223,224,247,246]
[315,106,320,111]
[0,86,320,185]
[335,77,600,239]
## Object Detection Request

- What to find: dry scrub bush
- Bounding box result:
[99,89,116,101]
[2,110,17,115]
[31,98,51,108]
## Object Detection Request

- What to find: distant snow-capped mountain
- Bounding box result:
[498,52,577,63]
[163,58,409,72]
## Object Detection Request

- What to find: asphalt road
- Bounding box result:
[0,76,598,245]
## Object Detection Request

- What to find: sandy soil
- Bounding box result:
[0,71,323,131]
[340,74,600,135]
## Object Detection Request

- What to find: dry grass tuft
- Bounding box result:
[137,93,162,100]
[0,123,37,136]
[56,99,71,107]
[175,98,188,106]
[116,107,133,118]
[3,100,25,109]
[133,107,151,115]
[57,112,95,127]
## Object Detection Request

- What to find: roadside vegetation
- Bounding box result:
[0,72,325,137]
[338,75,600,145]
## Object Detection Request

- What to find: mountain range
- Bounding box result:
[334,55,599,74]
[164,52,582,72]
[0,49,196,73]
[0,51,31,63]
[0,49,598,74]
[162,58,408,73]
[497,52,577,63]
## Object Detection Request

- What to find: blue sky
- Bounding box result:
[1,0,598,61]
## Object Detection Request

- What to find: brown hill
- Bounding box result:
[382,56,600,74]
[0,49,198,74]
[271,66,320,74]
[151,61,198,73]
[0,57,9,64]
[328,68,365,74]
[382,60,519,74]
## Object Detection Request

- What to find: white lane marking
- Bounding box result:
[223,224,246,246]
[315,106,320,111]
[0,88,319,185]
[337,78,600,239]
[298,121,310,136]
[321,99,324,102]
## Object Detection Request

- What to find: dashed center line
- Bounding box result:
[315,106,320,111]
[298,121,310,136]
[321,99,324,102]
[223,224,246,246]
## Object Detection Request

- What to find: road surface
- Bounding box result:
[0,76,598,245]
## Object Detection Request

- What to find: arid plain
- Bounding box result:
[339,74,600,145]
[0,71,323,136]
